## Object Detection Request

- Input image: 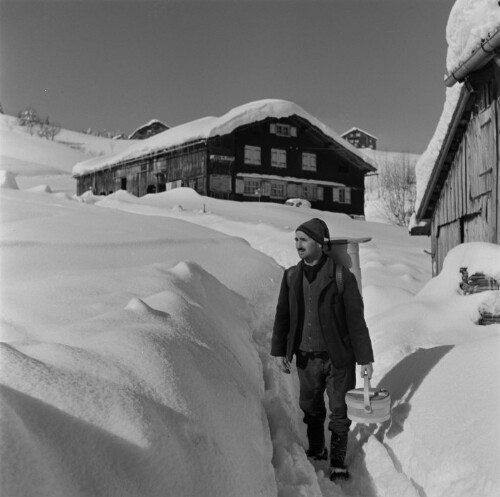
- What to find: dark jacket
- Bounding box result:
[271,257,374,368]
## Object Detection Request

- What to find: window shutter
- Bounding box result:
[279,149,286,167]
[333,187,340,203]
[317,186,323,201]
[291,127,297,137]
[345,187,351,204]
[235,178,244,194]
[270,123,276,134]
[253,147,261,164]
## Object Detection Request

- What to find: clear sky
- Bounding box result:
[0,0,456,154]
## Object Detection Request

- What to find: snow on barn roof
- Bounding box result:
[73,99,373,177]
[414,0,500,218]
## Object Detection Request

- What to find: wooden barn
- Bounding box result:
[73,100,375,215]
[411,26,500,275]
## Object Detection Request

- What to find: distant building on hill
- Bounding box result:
[73,99,375,215]
[128,119,169,140]
[341,127,377,150]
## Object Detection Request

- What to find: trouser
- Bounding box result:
[296,350,356,452]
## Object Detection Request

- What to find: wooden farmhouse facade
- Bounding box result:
[412,27,500,275]
[73,100,375,215]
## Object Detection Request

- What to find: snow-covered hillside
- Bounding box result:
[0,114,131,193]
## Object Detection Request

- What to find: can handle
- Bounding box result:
[364,374,373,413]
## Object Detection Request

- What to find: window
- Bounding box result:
[244,145,261,165]
[345,187,351,204]
[269,123,297,137]
[302,184,317,200]
[270,181,286,198]
[287,183,301,198]
[277,124,290,136]
[302,152,317,172]
[243,178,261,195]
[271,148,287,168]
[332,187,351,204]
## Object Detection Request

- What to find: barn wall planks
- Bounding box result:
[431,72,499,275]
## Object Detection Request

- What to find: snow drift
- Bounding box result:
[1,261,276,497]
[2,180,498,497]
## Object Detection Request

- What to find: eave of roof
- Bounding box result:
[416,84,471,221]
[445,25,500,87]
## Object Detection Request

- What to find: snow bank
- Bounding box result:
[383,337,500,497]
[1,257,278,497]
[2,175,499,496]
[26,184,53,193]
[75,190,102,204]
[1,184,289,497]
[0,170,19,190]
[368,243,500,496]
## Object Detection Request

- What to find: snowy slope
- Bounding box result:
[1,166,499,497]
[0,114,130,194]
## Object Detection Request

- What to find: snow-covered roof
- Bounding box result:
[73,99,374,176]
[445,0,500,77]
[341,127,378,141]
[127,119,169,140]
[415,0,500,219]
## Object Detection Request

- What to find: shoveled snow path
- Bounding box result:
[94,193,424,497]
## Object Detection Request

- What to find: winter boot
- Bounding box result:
[305,423,327,460]
[329,431,350,481]
[306,447,328,461]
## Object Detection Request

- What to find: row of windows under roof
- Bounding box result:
[240,177,351,204]
[243,145,317,171]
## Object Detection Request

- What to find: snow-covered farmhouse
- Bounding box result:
[73,100,375,215]
[341,127,377,150]
[412,24,500,274]
[128,119,169,140]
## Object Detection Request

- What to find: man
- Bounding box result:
[271,218,374,481]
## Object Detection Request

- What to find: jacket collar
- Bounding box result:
[289,257,334,300]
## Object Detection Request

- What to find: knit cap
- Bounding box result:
[296,218,330,245]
